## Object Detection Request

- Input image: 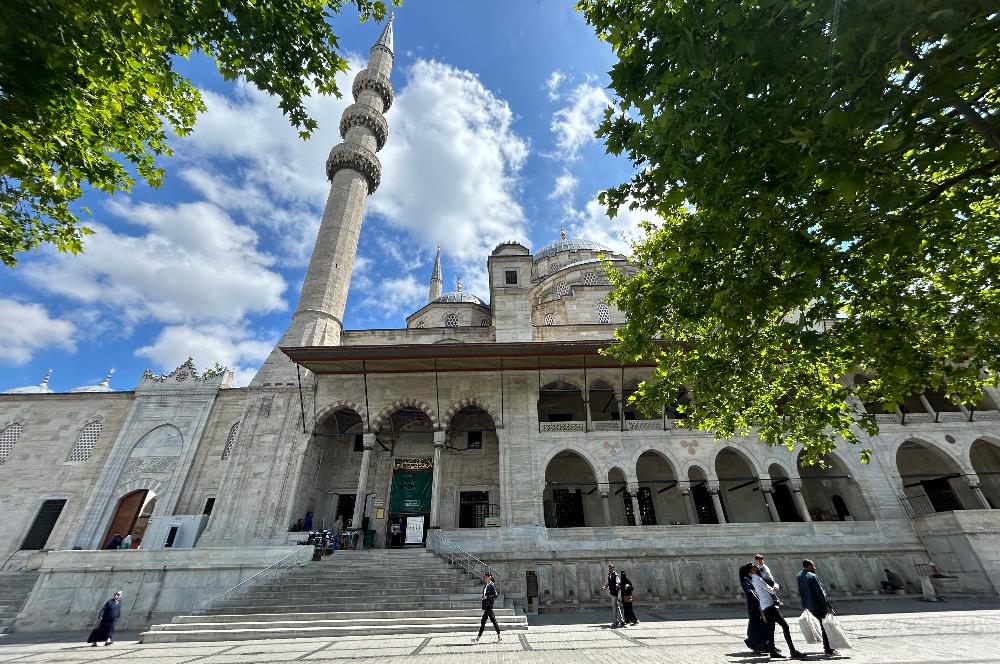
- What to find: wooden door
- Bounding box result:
[102,490,147,547]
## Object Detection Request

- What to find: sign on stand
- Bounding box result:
[405,515,425,545]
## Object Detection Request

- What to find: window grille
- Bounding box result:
[544,313,555,326]
[583,272,598,285]
[221,422,240,460]
[67,420,102,462]
[556,282,570,297]
[0,423,23,464]
[480,318,490,327]
[445,313,459,327]
[597,303,611,324]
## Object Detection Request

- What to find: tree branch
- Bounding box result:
[908,158,1000,211]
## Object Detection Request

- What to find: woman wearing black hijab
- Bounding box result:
[87,591,122,646]
[740,563,771,655]
[620,571,639,625]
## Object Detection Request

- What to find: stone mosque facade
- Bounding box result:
[2,18,1000,631]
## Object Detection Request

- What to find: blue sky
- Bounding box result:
[0,1,649,390]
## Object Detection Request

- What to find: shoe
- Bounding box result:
[629,620,639,625]
[471,637,480,643]
[496,634,502,642]
[825,650,839,657]
[791,651,807,660]
[91,643,97,647]
[770,652,786,659]
[104,641,113,646]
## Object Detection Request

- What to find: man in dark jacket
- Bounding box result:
[599,562,626,628]
[797,559,837,656]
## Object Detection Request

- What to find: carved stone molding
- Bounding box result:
[352,68,394,110]
[540,421,585,432]
[340,103,389,151]
[123,456,177,474]
[326,142,382,194]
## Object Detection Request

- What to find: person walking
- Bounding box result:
[754,554,780,604]
[104,533,123,550]
[303,511,314,531]
[472,572,501,643]
[751,566,805,659]
[86,591,122,646]
[598,562,626,628]
[331,513,344,551]
[620,571,639,626]
[740,563,772,655]
[798,559,838,657]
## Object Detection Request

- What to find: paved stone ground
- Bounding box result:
[2,600,999,663]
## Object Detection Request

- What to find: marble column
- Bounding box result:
[617,393,625,431]
[761,480,781,522]
[627,482,642,525]
[681,489,699,524]
[429,430,446,528]
[791,482,812,522]
[709,487,727,525]
[966,474,992,510]
[351,432,376,530]
[599,485,613,527]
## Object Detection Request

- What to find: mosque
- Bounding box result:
[2,17,999,632]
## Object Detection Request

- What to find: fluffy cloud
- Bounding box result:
[0,299,76,365]
[568,196,653,256]
[357,274,426,317]
[23,200,287,327]
[550,81,610,160]
[136,324,276,387]
[546,70,565,100]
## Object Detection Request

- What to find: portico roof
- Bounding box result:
[281,340,656,375]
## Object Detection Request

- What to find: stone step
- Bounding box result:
[174,608,517,623]
[249,579,478,590]
[139,619,528,643]
[209,600,494,613]
[154,615,526,632]
[234,588,480,600]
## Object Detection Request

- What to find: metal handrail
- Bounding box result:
[427,530,501,591]
[224,546,311,600]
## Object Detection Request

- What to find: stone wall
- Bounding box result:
[15,546,300,632]
[913,510,1000,596]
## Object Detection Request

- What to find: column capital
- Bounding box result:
[433,430,447,447]
[362,432,377,450]
[759,479,774,492]
[626,482,640,494]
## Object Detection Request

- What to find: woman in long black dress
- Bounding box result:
[620,571,639,625]
[87,591,122,646]
[739,563,771,654]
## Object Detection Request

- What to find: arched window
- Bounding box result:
[0,423,23,465]
[544,313,555,326]
[480,318,490,327]
[67,420,102,462]
[416,320,425,328]
[597,303,611,324]
[445,313,459,327]
[221,422,240,460]
[583,272,598,285]
[556,282,570,297]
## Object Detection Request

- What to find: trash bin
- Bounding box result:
[363,529,375,549]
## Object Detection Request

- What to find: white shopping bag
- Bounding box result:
[798,610,822,644]
[824,615,853,650]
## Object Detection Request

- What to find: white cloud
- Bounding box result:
[136,324,276,387]
[549,170,578,202]
[358,274,426,317]
[23,200,287,327]
[550,81,610,160]
[568,196,653,256]
[0,299,76,365]
[546,70,565,100]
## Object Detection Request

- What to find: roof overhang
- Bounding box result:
[281,340,657,375]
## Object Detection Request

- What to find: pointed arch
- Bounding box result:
[710,442,764,478]
[540,445,601,487]
[442,397,502,430]
[0,421,25,465]
[221,419,241,460]
[67,417,104,462]
[315,400,368,431]
[371,398,439,432]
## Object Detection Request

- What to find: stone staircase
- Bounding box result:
[0,571,39,634]
[140,549,527,642]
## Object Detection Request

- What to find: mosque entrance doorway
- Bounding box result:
[102,489,156,549]
[387,457,433,547]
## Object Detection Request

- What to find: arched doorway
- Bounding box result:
[447,406,500,529]
[295,407,365,533]
[896,439,970,514]
[636,451,683,525]
[543,451,601,527]
[798,451,872,521]
[688,465,717,524]
[608,467,631,525]
[379,406,436,546]
[971,439,1000,508]
[715,448,768,523]
[768,464,803,522]
[538,380,586,427]
[102,489,156,549]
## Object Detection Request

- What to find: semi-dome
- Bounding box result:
[533,238,611,261]
[4,370,54,395]
[70,369,116,393]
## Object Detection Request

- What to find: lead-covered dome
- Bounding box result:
[534,238,611,260]
[433,291,488,306]
[3,370,54,394]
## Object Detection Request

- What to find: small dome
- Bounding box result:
[534,238,611,260]
[433,291,488,306]
[70,369,116,393]
[4,369,54,395]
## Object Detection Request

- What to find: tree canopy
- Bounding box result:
[0,0,394,267]
[577,0,1000,463]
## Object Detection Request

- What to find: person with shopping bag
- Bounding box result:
[797,559,841,656]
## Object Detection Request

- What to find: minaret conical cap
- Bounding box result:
[375,13,394,53]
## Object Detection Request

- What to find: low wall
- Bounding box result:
[913,509,1000,596]
[15,546,299,633]
[433,521,932,608]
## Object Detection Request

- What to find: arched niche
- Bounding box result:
[538,380,587,425]
[971,439,1000,508]
[589,379,619,422]
[608,466,630,525]
[896,439,971,513]
[715,448,769,523]
[636,450,684,525]
[688,465,718,524]
[798,451,872,521]
[443,406,500,530]
[543,450,601,528]
[767,463,804,522]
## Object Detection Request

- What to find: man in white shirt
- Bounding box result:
[751,566,804,659]
[754,554,780,605]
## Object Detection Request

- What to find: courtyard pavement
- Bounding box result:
[1,599,999,663]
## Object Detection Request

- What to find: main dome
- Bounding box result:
[533,238,611,260]
[433,291,488,306]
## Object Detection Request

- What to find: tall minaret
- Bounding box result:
[428,244,443,302]
[253,16,395,385]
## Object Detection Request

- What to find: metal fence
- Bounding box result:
[897,488,987,518]
[427,529,501,591]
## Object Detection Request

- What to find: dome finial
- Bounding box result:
[456,276,462,292]
[100,368,115,388]
[40,369,52,388]
[560,225,567,241]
